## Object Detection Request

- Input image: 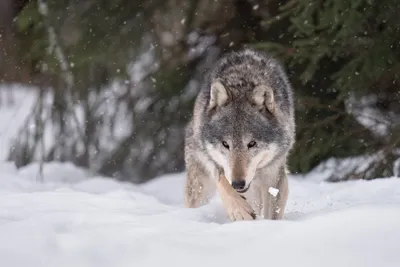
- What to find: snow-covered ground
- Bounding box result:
[0,85,399,266]
[0,161,399,267]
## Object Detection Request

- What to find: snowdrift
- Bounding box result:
[0,161,399,267]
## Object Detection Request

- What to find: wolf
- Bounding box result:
[184,48,295,221]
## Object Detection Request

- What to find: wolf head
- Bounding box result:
[199,50,294,192]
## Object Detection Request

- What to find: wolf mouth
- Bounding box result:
[236,187,250,193]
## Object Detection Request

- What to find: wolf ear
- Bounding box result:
[252,85,275,115]
[209,81,229,110]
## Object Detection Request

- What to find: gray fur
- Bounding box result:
[184,49,295,220]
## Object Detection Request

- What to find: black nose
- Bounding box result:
[232,180,246,190]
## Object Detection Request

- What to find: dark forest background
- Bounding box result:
[1,0,399,183]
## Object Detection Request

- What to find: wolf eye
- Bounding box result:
[247,141,257,148]
[222,141,230,149]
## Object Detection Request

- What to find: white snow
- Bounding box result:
[0,84,399,266]
[0,161,399,267]
[0,84,38,159]
[268,186,279,197]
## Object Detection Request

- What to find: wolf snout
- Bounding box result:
[232,180,246,191]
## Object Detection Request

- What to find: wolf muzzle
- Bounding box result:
[231,179,251,193]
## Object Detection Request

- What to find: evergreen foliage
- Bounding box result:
[1,0,398,182]
[254,0,400,179]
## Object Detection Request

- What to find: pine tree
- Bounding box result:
[254,0,400,180]
[7,0,400,182]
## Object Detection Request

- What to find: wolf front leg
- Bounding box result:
[262,170,289,220]
[217,174,256,221]
[184,159,215,208]
[273,171,289,220]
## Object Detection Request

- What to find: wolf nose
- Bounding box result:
[232,180,246,191]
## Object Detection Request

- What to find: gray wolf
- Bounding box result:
[183,49,295,221]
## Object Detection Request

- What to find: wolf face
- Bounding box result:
[201,80,290,192]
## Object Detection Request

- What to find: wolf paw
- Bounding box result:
[216,173,256,221]
[225,194,256,221]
